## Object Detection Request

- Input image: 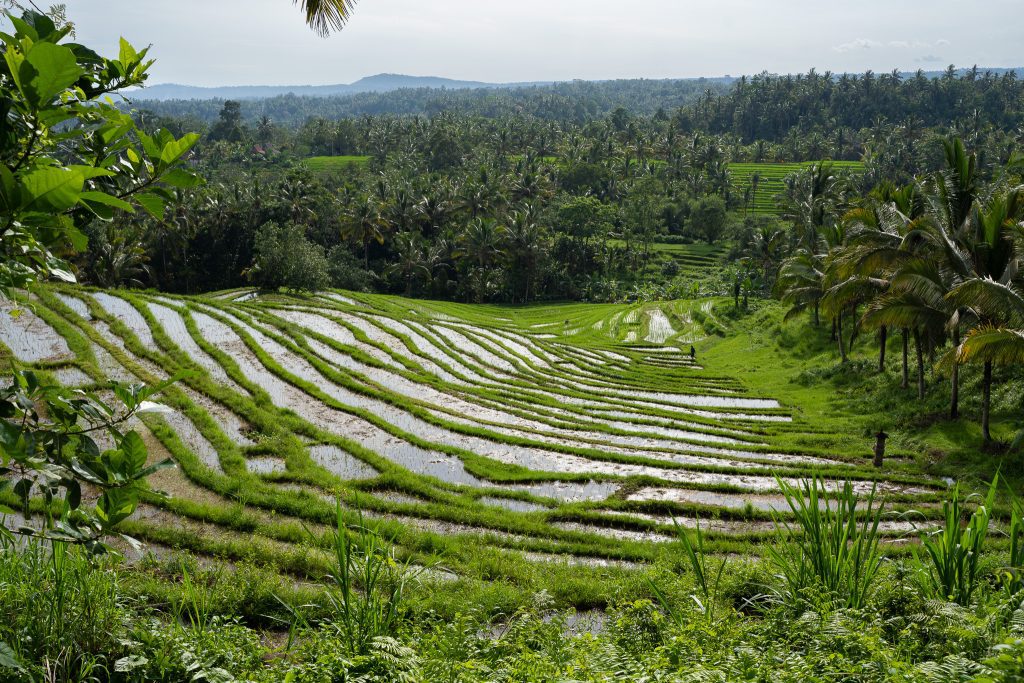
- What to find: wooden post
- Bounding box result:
[873,430,889,468]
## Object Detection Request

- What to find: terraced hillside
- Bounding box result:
[607,241,728,282]
[655,242,728,277]
[731,161,866,214]
[305,155,372,176]
[1,288,948,586]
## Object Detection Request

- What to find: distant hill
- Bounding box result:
[125,73,553,101]
[126,67,1023,103]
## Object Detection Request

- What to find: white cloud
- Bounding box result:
[889,39,946,50]
[834,38,881,53]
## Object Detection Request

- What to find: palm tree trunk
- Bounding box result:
[950,327,960,420]
[981,360,992,444]
[878,326,887,373]
[814,301,820,326]
[837,310,847,363]
[913,328,925,400]
[848,304,859,354]
[901,328,909,389]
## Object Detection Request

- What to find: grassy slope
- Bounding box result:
[703,300,1024,485]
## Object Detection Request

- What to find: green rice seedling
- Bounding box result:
[649,516,726,624]
[914,477,998,606]
[992,482,1024,600]
[174,559,218,633]
[767,475,884,609]
[1006,499,1024,596]
[325,498,420,657]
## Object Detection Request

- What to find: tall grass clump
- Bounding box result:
[767,476,884,609]
[0,538,126,681]
[1005,496,1024,597]
[916,477,997,606]
[324,499,419,657]
[649,517,726,624]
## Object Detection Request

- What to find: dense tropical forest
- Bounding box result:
[3,1,1024,681]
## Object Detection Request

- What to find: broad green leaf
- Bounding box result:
[20,166,85,211]
[161,168,205,189]
[120,430,147,472]
[134,192,164,219]
[0,166,18,212]
[3,44,26,95]
[22,41,83,106]
[136,458,175,480]
[65,224,89,252]
[136,130,159,159]
[80,190,135,213]
[158,133,199,167]
[48,267,76,283]
[118,38,139,68]
[0,641,25,671]
[114,655,149,673]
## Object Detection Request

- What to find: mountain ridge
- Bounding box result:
[126,67,1023,102]
[125,73,555,101]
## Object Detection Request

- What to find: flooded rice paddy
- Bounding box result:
[1,288,946,575]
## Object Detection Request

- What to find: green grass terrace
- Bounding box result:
[730,161,866,215]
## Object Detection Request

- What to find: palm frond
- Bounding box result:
[296,0,357,36]
[957,325,1024,365]
[820,275,886,317]
[947,277,1024,326]
[862,291,947,331]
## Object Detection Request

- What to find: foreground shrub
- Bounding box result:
[767,476,884,609]
[915,477,997,606]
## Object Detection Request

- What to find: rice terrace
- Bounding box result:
[6,286,944,561]
[3,1,1024,681]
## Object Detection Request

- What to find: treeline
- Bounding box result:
[86,83,1024,303]
[692,67,1023,142]
[125,77,734,127]
[80,66,1024,304]
[83,111,751,302]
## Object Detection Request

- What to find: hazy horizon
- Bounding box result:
[34,1,1024,87]
[141,67,1022,90]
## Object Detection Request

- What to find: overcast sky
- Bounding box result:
[50,0,1024,86]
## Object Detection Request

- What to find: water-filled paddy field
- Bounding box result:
[1,287,949,578]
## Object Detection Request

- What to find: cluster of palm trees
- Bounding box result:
[776,139,1024,445]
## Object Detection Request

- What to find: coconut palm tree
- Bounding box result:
[862,258,951,399]
[775,250,826,325]
[505,208,548,303]
[341,196,387,267]
[944,187,1024,443]
[386,230,429,296]
[836,186,925,378]
[948,277,1024,445]
[780,162,847,252]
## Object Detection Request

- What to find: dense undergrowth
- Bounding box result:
[3,479,1024,682]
